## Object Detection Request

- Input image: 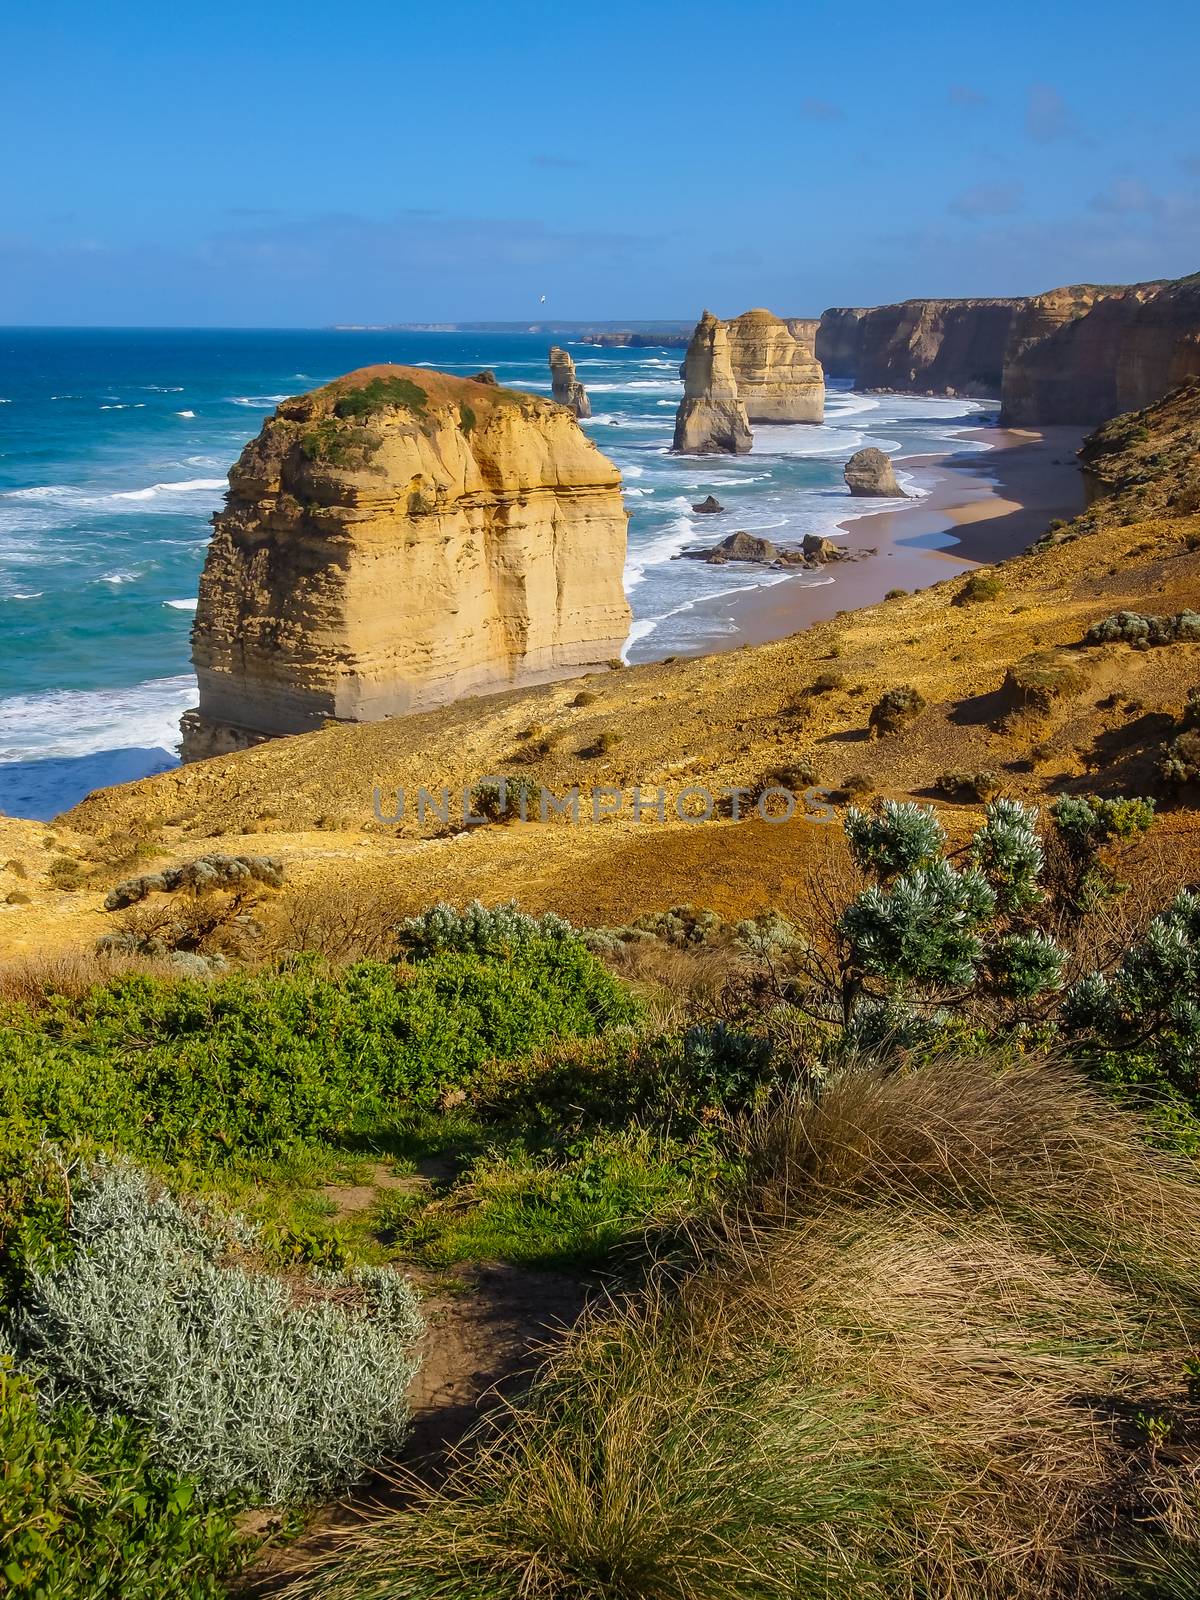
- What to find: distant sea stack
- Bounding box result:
[724,309,824,422]
[1000,275,1200,425]
[181,366,630,760]
[549,346,591,418]
[817,300,1021,396]
[672,311,752,455]
[844,447,907,497]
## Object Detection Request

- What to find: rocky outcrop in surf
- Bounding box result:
[844,448,906,497]
[724,309,824,423]
[818,300,1020,396]
[1001,275,1200,425]
[549,346,591,418]
[181,366,630,760]
[672,312,753,454]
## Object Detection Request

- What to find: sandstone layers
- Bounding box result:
[549,346,591,418]
[816,300,1020,395]
[844,447,906,497]
[724,309,824,422]
[672,311,753,454]
[1000,276,1200,425]
[182,366,630,760]
[815,273,1200,426]
[673,309,824,453]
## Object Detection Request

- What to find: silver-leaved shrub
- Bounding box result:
[7,1163,422,1505]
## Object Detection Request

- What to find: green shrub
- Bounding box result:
[840,772,875,797]
[0,1359,245,1597]
[935,770,1003,803]
[104,854,283,912]
[47,856,87,892]
[845,801,945,880]
[839,860,997,989]
[867,685,925,738]
[953,571,1004,605]
[1063,888,1200,1135]
[7,1163,422,1504]
[1160,728,1200,786]
[572,690,599,707]
[1084,610,1200,647]
[0,943,637,1169]
[752,758,820,796]
[331,375,428,419]
[397,900,575,960]
[299,421,382,469]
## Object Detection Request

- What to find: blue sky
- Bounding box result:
[2,0,1198,325]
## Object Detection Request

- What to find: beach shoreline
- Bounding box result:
[670,422,1086,654]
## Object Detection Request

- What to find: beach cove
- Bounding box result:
[0,328,1083,818]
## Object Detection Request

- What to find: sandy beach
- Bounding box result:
[674,423,1086,653]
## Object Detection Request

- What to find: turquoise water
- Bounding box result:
[0,328,995,817]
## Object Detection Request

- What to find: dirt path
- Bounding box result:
[241,1238,589,1591]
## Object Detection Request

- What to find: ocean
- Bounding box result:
[0,327,995,819]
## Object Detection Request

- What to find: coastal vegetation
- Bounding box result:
[3,800,1200,1593]
[2,359,1200,1597]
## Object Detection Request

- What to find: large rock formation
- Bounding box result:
[818,300,1021,396]
[1001,275,1200,425]
[549,346,591,418]
[672,312,753,454]
[844,448,906,497]
[814,307,870,378]
[724,309,824,422]
[181,366,630,759]
[784,317,820,353]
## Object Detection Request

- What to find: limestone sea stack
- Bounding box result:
[181,366,630,759]
[844,447,906,497]
[672,311,752,454]
[549,346,591,418]
[724,309,824,422]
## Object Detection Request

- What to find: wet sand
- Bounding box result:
[677,424,1086,652]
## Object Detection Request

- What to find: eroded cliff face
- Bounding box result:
[818,300,1020,396]
[724,309,824,422]
[814,307,870,379]
[1000,284,1152,424]
[549,346,591,418]
[672,312,752,454]
[1000,276,1200,425]
[1115,275,1200,413]
[182,366,630,759]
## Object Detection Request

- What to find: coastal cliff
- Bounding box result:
[818,299,1020,395]
[182,366,630,759]
[672,312,752,454]
[549,346,591,418]
[1000,284,1155,424]
[724,309,824,422]
[1000,274,1200,425]
[814,307,870,379]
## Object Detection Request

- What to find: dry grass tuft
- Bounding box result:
[282,1059,1200,1600]
[0,947,179,1009]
